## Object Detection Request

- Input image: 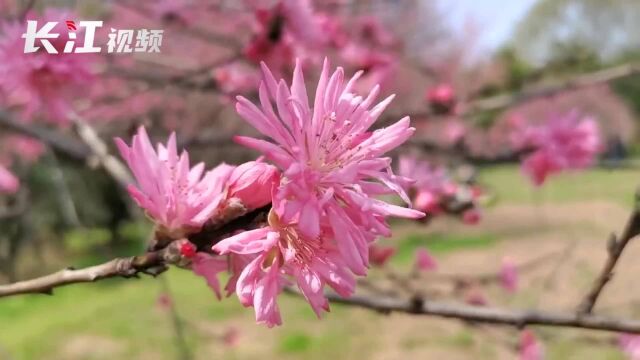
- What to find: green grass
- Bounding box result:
[393,232,498,264]
[479,165,640,206]
[0,270,246,360]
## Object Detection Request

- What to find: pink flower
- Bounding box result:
[216,59,423,326]
[369,245,396,267]
[0,164,19,194]
[512,111,602,186]
[192,253,229,300]
[116,127,233,234]
[619,334,640,359]
[0,10,96,124]
[519,330,544,360]
[414,248,437,271]
[116,127,278,236]
[499,257,518,293]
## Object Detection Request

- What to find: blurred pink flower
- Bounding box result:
[4,135,45,163]
[512,111,602,186]
[213,63,260,95]
[217,58,423,326]
[462,208,481,225]
[464,286,488,306]
[243,0,323,70]
[222,326,240,347]
[0,163,19,194]
[156,292,173,310]
[0,10,96,124]
[154,0,194,25]
[414,248,437,271]
[619,333,640,359]
[444,120,466,144]
[369,245,396,267]
[426,83,456,114]
[398,156,449,214]
[519,330,544,360]
[499,257,518,293]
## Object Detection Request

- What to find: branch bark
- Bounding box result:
[321,292,640,333]
[578,192,640,314]
[0,243,179,298]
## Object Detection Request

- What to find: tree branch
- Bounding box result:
[578,190,640,314]
[321,292,640,333]
[0,242,181,298]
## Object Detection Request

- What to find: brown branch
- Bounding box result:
[70,114,134,189]
[0,242,184,298]
[578,190,640,314]
[321,292,640,334]
[0,109,90,161]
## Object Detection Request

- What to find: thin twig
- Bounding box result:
[159,277,192,360]
[578,191,640,314]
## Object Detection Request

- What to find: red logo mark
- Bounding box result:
[65,20,76,31]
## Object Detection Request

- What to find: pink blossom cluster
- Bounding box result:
[0,10,97,125]
[117,59,423,327]
[510,111,603,186]
[398,155,482,224]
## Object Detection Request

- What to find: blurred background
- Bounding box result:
[2,0,640,359]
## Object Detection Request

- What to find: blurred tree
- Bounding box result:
[511,0,640,66]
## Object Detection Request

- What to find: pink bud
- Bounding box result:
[228,161,279,211]
[426,83,455,105]
[519,330,544,360]
[222,327,240,347]
[462,209,481,225]
[369,245,396,267]
[157,293,172,310]
[414,248,437,271]
[179,241,197,258]
[414,191,441,214]
[499,257,518,293]
[0,165,19,194]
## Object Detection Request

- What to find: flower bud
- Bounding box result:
[228,161,279,211]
